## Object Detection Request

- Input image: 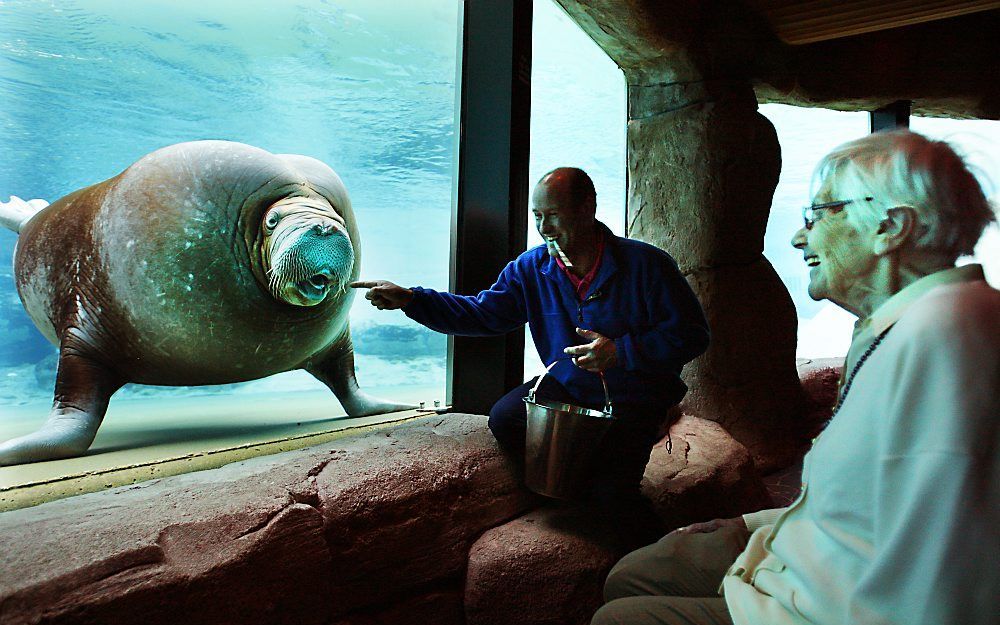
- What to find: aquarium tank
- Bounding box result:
[0,0,461,420]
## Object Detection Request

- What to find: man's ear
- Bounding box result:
[873,206,919,255]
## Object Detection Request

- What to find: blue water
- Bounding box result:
[0,0,462,406]
[0,0,633,410]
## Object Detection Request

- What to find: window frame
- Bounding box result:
[870,99,911,131]
[446,0,533,413]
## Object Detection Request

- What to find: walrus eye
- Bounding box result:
[264,212,280,232]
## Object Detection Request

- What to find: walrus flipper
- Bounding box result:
[306,335,416,417]
[0,196,48,234]
[0,352,122,466]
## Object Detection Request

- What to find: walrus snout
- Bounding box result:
[285,272,341,305]
[293,276,333,303]
[302,268,336,296]
[309,268,334,288]
[270,225,355,307]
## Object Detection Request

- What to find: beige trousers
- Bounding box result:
[590,525,749,625]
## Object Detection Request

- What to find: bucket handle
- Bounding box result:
[527,359,613,417]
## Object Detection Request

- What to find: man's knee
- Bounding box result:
[604,535,677,601]
[591,598,632,625]
[593,596,732,625]
[604,531,728,601]
[604,555,643,602]
[488,398,526,453]
[595,595,702,625]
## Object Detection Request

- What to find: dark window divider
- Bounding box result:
[870,100,911,132]
[446,0,533,414]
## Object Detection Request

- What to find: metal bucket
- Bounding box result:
[522,362,615,500]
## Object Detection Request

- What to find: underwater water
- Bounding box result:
[0,0,462,411]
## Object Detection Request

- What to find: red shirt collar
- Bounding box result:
[554,230,605,301]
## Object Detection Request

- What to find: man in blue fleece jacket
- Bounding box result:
[352,168,709,549]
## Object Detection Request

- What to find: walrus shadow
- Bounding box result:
[89,414,355,455]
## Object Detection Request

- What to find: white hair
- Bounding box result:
[813,129,996,262]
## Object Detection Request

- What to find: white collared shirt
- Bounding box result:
[722,265,1000,625]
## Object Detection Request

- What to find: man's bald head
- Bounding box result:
[536,167,596,216]
[532,167,599,262]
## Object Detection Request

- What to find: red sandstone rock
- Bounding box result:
[465,415,772,625]
[0,414,536,625]
[642,415,773,530]
[327,588,465,625]
[465,507,620,625]
[0,455,335,625]
[314,414,539,618]
[0,411,809,625]
[797,357,844,436]
[679,261,807,472]
[624,90,807,473]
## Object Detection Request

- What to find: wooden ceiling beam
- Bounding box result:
[742,0,1000,44]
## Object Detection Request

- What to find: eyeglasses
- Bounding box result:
[802,197,874,230]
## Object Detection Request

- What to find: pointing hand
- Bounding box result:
[349,280,414,310]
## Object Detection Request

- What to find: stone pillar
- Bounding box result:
[555,0,807,470]
[627,79,804,470]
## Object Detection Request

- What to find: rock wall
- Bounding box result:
[628,82,805,471]
[0,415,537,625]
[0,410,784,625]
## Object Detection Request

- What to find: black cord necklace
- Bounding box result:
[830,325,894,418]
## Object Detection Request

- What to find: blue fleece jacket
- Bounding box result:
[404,222,710,409]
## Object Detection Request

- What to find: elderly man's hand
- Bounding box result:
[350,280,414,310]
[672,516,748,536]
[564,327,618,372]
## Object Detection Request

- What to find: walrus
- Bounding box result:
[0,140,412,466]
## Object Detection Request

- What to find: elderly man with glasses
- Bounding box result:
[591,129,999,625]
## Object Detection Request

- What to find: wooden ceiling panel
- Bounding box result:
[743,0,1000,44]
